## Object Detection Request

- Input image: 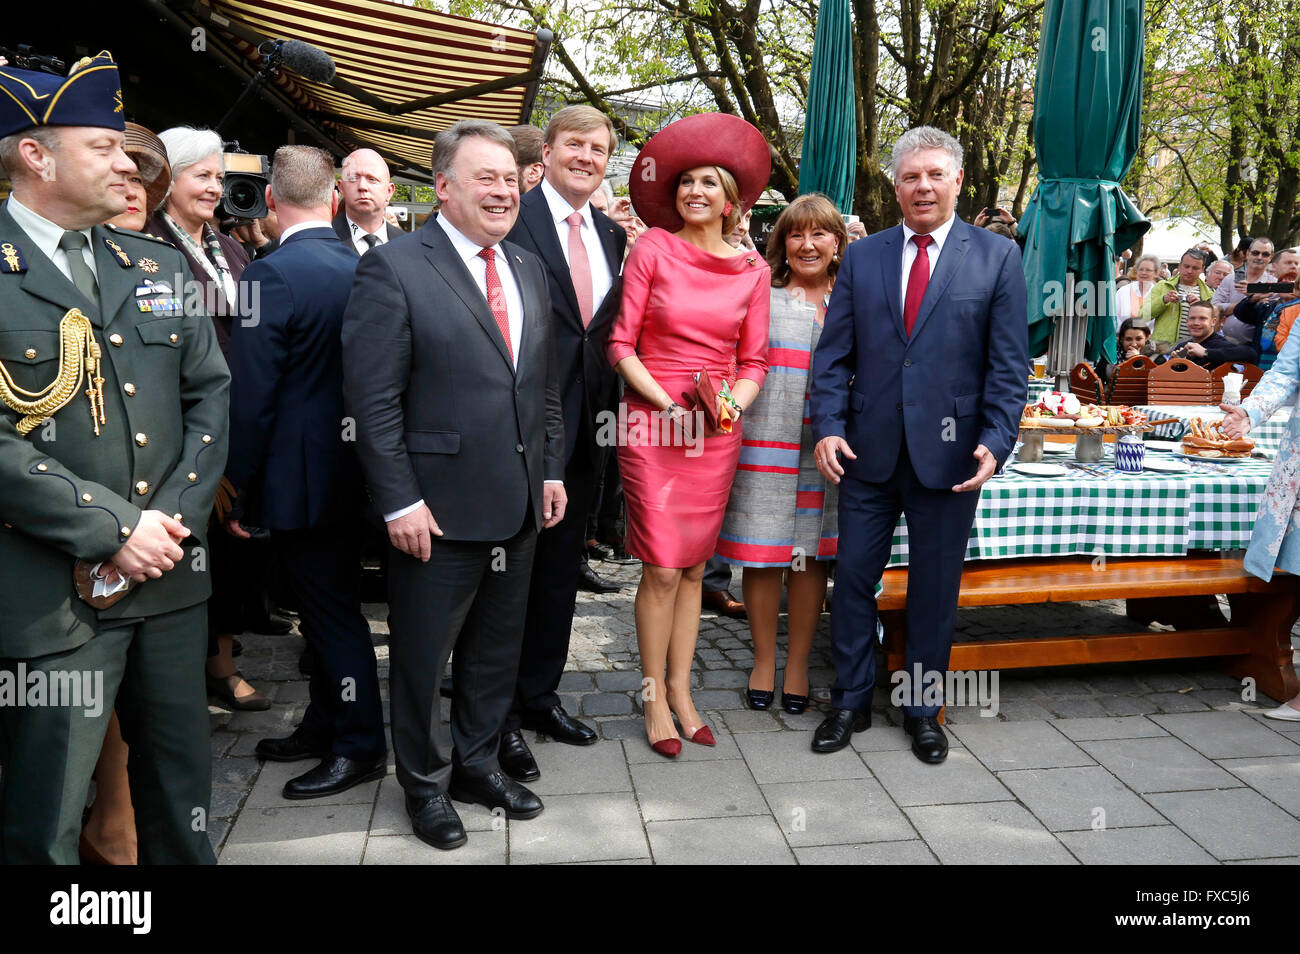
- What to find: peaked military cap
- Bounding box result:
[0,50,124,138]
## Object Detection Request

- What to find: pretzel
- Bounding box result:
[1182,416,1254,457]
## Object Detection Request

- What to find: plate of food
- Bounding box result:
[1180,417,1254,461]
[1010,462,1071,477]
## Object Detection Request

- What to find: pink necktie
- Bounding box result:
[904,234,932,337]
[478,247,514,362]
[566,212,594,327]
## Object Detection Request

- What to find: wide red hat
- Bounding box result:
[629,113,771,232]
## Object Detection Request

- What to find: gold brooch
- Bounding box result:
[104,237,132,267]
[138,258,159,274]
[0,242,25,273]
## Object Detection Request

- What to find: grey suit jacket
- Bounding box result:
[341,219,564,541]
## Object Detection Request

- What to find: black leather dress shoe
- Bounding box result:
[499,729,541,782]
[578,562,623,593]
[283,754,386,799]
[522,704,598,745]
[449,771,544,819]
[406,794,468,850]
[811,707,870,753]
[903,715,949,764]
[586,541,616,562]
[255,729,330,763]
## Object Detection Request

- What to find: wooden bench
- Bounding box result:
[1148,357,1216,405]
[877,555,1300,704]
[1107,354,1156,405]
[1069,362,1104,404]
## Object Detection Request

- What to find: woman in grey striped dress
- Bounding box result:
[717,196,848,714]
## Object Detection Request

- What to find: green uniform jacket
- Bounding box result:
[0,202,230,659]
[1141,275,1214,345]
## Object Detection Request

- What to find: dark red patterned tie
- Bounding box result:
[478,247,513,362]
[904,234,933,337]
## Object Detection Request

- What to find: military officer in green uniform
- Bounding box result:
[0,52,229,864]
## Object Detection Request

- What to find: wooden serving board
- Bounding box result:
[1018,423,1156,436]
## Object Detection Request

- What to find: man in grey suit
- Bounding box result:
[342,120,566,851]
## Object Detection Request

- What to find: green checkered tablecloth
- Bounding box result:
[886,456,1273,567]
[1136,404,1292,458]
[1026,379,1055,404]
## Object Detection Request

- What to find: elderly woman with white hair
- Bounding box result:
[1117,252,1160,322]
[146,126,269,712]
[146,126,251,355]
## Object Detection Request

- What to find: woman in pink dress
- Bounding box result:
[607,113,771,757]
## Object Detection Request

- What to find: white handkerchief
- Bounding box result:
[90,563,130,600]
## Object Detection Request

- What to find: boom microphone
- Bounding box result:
[278,39,335,83]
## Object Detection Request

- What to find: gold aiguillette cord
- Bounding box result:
[0,308,106,436]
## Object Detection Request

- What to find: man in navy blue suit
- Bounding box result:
[226,145,387,796]
[809,126,1027,763]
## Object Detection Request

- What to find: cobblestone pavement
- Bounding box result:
[210,560,1300,864]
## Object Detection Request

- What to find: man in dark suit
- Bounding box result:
[0,53,228,863]
[225,145,387,798]
[810,126,1027,763]
[343,119,566,850]
[498,106,627,780]
[333,148,404,255]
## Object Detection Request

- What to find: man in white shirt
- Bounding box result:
[810,126,1027,764]
[332,148,402,255]
[499,106,627,781]
[342,120,566,851]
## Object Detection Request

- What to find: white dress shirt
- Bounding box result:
[539,178,612,311]
[436,213,524,365]
[347,216,389,255]
[279,220,333,243]
[6,195,97,285]
[384,213,546,523]
[900,213,957,306]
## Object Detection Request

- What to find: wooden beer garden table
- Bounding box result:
[876,447,1300,703]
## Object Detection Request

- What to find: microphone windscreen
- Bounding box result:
[278,40,336,83]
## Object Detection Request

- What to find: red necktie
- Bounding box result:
[904,234,933,337]
[566,212,594,327]
[478,247,514,362]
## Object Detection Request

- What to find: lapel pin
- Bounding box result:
[104,237,132,267]
[0,242,27,273]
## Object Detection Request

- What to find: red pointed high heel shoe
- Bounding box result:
[680,724,716,746]
[651,738,682,758]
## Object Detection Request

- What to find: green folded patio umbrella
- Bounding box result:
[796,0,855,212]
[1021,0,1150,364]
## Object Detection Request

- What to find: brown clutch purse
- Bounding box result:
[74,559,138,609]
[682,370,721,433]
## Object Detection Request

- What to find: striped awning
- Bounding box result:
[174,0,550,179]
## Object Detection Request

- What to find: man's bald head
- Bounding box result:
[339,148,394,232]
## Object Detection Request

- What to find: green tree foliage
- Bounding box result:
[428,0,1298,243]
